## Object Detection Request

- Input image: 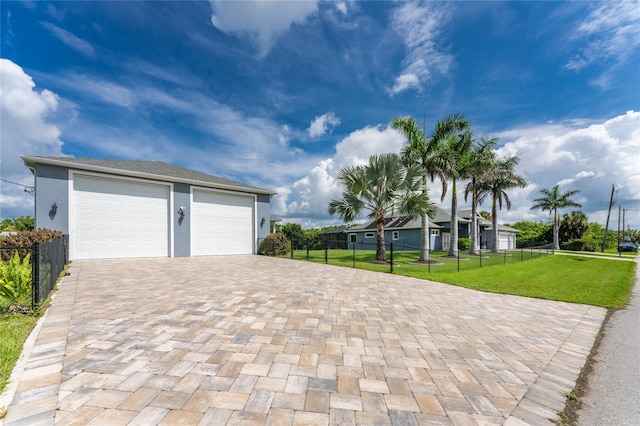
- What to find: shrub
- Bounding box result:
[0,252,32,313]
[458,238,471,251]
[0,229,65,261]
[259,233,290,256]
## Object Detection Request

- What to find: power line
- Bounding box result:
[0,178,34,194]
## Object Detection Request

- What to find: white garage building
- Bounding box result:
[22,156,274,260]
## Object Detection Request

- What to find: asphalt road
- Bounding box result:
[578,256,640,426]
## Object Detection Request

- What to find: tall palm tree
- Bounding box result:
[328,153,436,262]
[392,113,470,261]
[464,137,498,255]
[437,130,473,257]
[531,185,582,250]
[477,155,527,253]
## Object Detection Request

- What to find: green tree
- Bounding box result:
[0,216,35,232]
[509,220,553,247]
[479,211,492,221]
[392,113,470,261]
[328,153,436,262]
[437,130,473,257]
[464,137,497,255]
[531,185,582,251]
[281,223,304,248]
[477,155,527,253]
[559,211,589,244]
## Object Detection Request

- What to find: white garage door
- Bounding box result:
[192,190,254,255]
[73,175,170,259]
[498,232,509,250]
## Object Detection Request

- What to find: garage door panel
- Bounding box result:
[73,175,170,259]
[192,190,254,256]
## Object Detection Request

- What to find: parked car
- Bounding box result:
[617,242,638,252]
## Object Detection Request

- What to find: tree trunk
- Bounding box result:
[419,175,429,261]
[449,178,458,257]
[469,182,479,255]
[376,216,386,262]
[491,196,500,254]
[553,209,560,251]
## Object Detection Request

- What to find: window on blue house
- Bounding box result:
[365,232,375,238]
[431,229,440,236]
[392,231,399,240]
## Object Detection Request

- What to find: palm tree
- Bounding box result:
[392,113,469,262]
[437,130,473,257]
[477,155,527,253]
[531,185,582,250]
[464,136,498,255]
[560,211,589,242]
[328,153,436,262]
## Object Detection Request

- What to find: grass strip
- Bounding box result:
[0,314,37,394]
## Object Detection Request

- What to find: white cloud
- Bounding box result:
[42,72,135,108]
[308,111,341,137]
[388,1,452,95]
[40,21,96,59]
[494,110,640,228]
[0,59,65,219]
[565,2,640,71]
[274,125,406,221]
[336,2,347,16]
[209,0,319,57]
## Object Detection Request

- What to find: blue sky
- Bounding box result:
[1,1,639,229]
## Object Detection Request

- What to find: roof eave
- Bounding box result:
[21,155,276,196]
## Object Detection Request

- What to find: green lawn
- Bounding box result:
[0,314,37,394]
[287,249,637,308]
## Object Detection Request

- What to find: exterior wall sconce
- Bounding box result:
[260,217,266,228]
[49,202,58,220]
[178,206,186,218]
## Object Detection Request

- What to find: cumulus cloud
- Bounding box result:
[40,21,96,59]
[388,1,452,95]
[494,110,640,228]
[209,0,319,57]
[272,125,405,221]
[565,2,640,71]
[307,112,341,137]
[0,59,65,219]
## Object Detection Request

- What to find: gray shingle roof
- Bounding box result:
[22,156,275,195]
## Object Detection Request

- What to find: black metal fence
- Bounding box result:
[0,235,69,309]
[283,238,553,274]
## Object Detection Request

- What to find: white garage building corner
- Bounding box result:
[22,156,275,260]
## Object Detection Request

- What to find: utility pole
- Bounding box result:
[622,208,626,241]
[602,184,615,252]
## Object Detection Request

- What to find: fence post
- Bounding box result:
[504,249,507,264]
[324,242,328,264]
[290,240,294,259]
[479,249,482,268]
[390,243,394,273]
[306,242,310,260]
[33,242,40,308]
[521,248,523,262]
[428,249,431,273]
[457,249,460,272]
[352,242,356,268]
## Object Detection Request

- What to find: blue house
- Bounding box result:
[346,207,518,251]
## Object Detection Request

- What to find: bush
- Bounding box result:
[458,238,471,251]
[0,252,32,313]
[259,233,290,256]
[0,229,65,261]
[562,238,597,252]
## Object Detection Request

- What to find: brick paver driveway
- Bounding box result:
[4,256,605,425]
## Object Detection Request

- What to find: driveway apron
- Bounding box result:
[3,256,605,425]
